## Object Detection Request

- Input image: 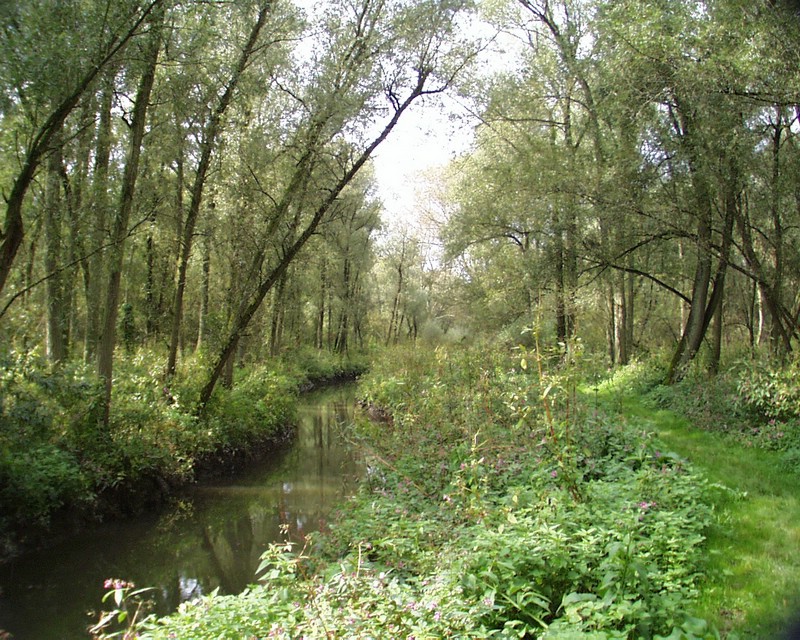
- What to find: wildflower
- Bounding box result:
[550,470,558,478]
[104,578,134,590]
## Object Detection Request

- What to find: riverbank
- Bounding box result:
[613,393,800,638]
[129,345,719,639]
[0,384,363,640]
[0,349,368,562]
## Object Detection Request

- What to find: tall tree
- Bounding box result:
[0,0,164,297]
[97,10,163,425]
[197,0,478,409]
[166,1,279,377]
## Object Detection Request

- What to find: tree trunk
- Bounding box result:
[335,257,351,354]
[316,254,327,350]
[666,197,712,383]
[607,282,616,366]
[85,70,116,362]
[167,2,273,377]
[666,104,717,384]
[617,274,629,365]
[269,272,288,357]
[196,223,211,350]
[0,0,163,298]
[44,132,67,364]
[97,23,161,426]
[735,193,794,354]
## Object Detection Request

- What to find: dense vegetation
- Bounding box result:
[86,345,800,638]
[107,346,713,638]
[0,346,364,555]
[2,0,800,637]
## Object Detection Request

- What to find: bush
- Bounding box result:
[136,344,715,639]
[204,367,297,452]
[0,351,97,542]
[0,348,310,553]
[736,356,800,422]
[629,355,800,457]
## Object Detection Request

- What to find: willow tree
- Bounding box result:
[0,0,164,299]
[165,0,290,377]
[196,0,478,409]
[96,8,164,425]
[444,0,598,346]
[590,0,799,380]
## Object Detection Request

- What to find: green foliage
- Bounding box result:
[0,351,96,543]
[0,444,88,527]
[140,345,715,639]
[0,347,358,553]
[203,367,297,454]
[633,355,800,461]
[736,356,800,422]
[280,346,369,387]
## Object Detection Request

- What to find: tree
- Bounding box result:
[96,8,163,425]
[0,0,164,297]
[196,0,478,409]
[166,0,281,377]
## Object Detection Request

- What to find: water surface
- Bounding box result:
[0,385,361,639]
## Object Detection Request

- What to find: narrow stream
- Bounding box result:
[0,385,362,640]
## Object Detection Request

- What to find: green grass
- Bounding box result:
[616,392,800,639]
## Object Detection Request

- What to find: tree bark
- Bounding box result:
[167,2,273,377]
[97,21,162,426]
[44,132,67,364]
[85,69,116,363]
[196,223,211,350]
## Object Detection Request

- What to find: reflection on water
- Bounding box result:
[0,385,362,640]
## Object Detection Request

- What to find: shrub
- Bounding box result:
[136,344,715,639]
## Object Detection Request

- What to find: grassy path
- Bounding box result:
[620,395,800,639]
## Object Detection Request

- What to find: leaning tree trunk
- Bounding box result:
[0,0,163,298]
[666,176,714,383]
[198,74,430,411]
[97,23,161,426]
[166,2,272,377]
[84,70,115,362]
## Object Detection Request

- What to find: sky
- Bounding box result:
[371,95,476,230]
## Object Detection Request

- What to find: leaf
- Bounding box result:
[561,592,598,606]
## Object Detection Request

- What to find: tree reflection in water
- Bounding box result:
[0,385,362,640]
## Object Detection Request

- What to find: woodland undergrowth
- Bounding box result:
[133,344,718,640]
[0,347,365,557]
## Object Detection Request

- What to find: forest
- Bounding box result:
[1,0,800,638]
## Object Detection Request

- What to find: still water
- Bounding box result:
[0,385,362,639]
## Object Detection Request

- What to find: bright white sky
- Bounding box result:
[371,94,476,230]
[291,0,517,232]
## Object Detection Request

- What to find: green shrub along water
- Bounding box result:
[125,345,718,639]
[0,347,366,557]
[631,354,800,466]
